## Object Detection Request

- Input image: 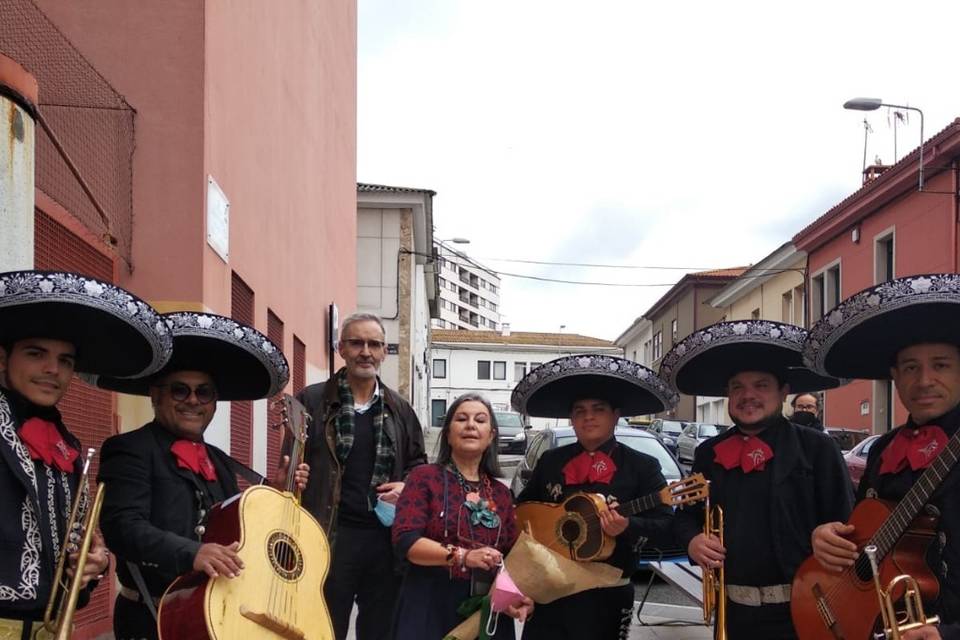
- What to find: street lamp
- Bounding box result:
[438,237,470,245]
[843,97,924,191]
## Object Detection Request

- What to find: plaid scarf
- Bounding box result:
[335,370,396,506]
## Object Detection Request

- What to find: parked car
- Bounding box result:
[509,426,682,497]
[844,433,880,490]
[494,411,529,455]
[826,428,872,454]
[675,423,728,464]
[647,418,688,454]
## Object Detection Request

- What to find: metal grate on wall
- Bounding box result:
[293,335,306,395]
[266,310,285,472]
[33,208,115,636]
[230,272,254,467]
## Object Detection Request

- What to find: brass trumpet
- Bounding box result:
[864,544,940,640]
[702,492,726,639]
[37,448,107,640]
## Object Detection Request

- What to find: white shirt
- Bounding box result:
[354,379,381,415]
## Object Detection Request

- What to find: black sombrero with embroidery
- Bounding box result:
[804,273,960,380]
[510,354,678,418]
[87,312,289,401]
[660,320,844,397]
[0,270,172,377]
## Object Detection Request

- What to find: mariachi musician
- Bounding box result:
[512,355,678,640]
[810,274,960,640]
[91,312,307,640]
[0,270,171,638]
[664,321,853,639]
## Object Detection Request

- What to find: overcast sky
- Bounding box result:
[358,1,960,342]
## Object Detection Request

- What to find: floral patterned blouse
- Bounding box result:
[393,463,518,580]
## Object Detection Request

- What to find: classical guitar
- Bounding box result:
[791,428,960,640]
[158,395,334,640]
[515,473,708,562]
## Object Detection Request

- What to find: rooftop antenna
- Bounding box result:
[888,108,908,161]
[861,118,873,174]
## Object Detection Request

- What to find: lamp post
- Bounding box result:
[558,324,566,356]
[843,97,924,191]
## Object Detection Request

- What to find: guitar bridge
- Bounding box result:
[239,604,307,640]
[812,584,845,639]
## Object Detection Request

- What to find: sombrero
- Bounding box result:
[804,273,960,380]
[510,354,677,418]
[86,312,288,401]
[0,270,171,377]
[660,320,844,397]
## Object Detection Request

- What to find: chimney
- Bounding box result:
[501,323,511,337]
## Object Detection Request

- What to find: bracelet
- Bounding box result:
[443,544,456,567]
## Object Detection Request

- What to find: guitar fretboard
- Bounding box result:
[619,491,663,517]
[868,427,960,560]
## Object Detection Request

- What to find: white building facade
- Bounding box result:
[429,328,621,429]
[433,242,502,331]
[615,316,654,368]
[357,183,439,424]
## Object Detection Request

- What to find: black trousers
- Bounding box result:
[326,523,400,640]
[722,601,796,640]
[113,595,157,640]
[521,583,634,640]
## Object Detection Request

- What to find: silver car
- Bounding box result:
[675,422,727,464]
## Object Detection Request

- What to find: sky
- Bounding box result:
[357,0,960,342]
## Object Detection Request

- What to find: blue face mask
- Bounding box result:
[374,498,396,527]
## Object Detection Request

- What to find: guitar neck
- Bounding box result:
[870,427,960,559]
[618,491,663,517]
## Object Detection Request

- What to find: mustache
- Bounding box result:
[31,377,62,389]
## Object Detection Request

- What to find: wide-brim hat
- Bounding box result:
[660,320,844,397]
[0,270,171,377]
[86,312,289,401]
[804,273,960,380]
[510,354,678,418]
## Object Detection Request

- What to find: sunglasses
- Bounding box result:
[156,382,217,405]
[342,338,386,352]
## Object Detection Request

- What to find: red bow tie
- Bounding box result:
[170,440,218,481]
[18,417,78,472]
[562,450,617,485]
[713,434,774,473]
[878,425,948,475]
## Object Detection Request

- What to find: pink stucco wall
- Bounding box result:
[34,0,357,374]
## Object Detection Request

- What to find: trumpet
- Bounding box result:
[38,448,106,640]
[702,491,726,640]
[864,544,940,640]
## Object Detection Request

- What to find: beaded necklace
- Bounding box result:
[448,464,501,530]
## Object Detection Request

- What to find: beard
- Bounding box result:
[730,406,782,432]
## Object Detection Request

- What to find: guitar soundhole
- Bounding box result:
[559,518,582,544]
[267,531,304,581]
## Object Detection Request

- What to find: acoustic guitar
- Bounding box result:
[516,473,708,561]
[158,395,334,640]
[791,427,960,640]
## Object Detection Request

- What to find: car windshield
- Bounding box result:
[661,420,685,436]
[698,424,724,438]
[495,412,524,432]
[555,435,681,480]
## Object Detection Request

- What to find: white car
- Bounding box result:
[675,423,727,464]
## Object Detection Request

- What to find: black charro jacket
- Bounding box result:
[0,386,96,619]
[98,421,240,597]
[292,373,426,542]
[674,417,854,582]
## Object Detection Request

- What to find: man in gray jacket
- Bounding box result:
[289,313,426,640]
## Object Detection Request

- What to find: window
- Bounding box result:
[477,360,491,380]
[811,263,841,319]
[490,284,498,294]
[794,285,805,326]
[431,399,447,427]
[530,362,542,370]
[480,280,487,289]
[643,340,651,364]
[515,362,527,380]
[782,291,792,323]
[875,231,895,284]
[493,361,506,380]
[432,358,447,379]
[671,319,678,342]
[653,331,663,360]
[489,302,498,312]
[751,308,760,320]
[478,298,486,308]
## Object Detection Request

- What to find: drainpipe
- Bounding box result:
[0,54,38,271]
[954,159,959,273]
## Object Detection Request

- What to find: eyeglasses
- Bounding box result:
[342,338,386,352]
[155,382,217,405]
[794,404,818,412]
